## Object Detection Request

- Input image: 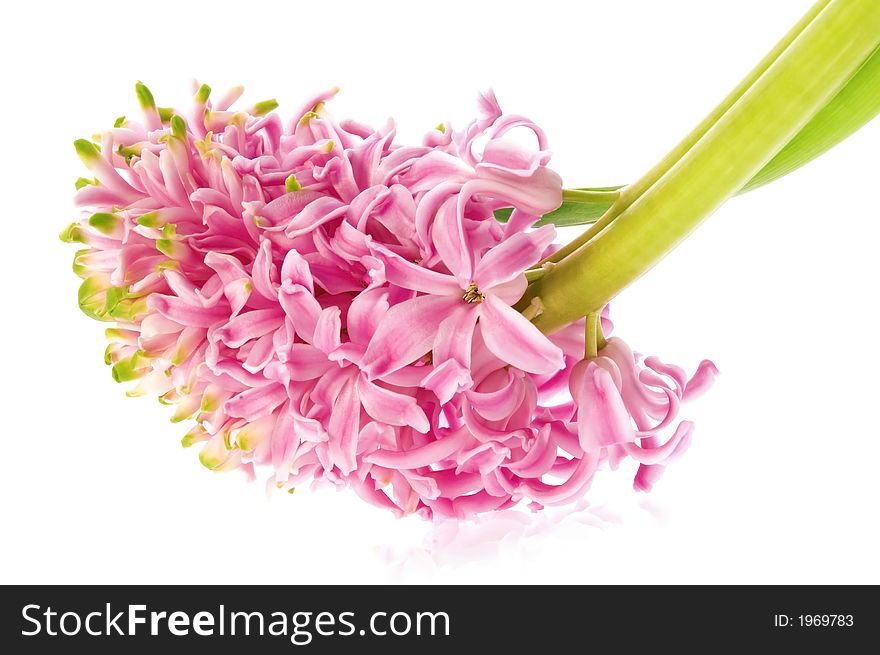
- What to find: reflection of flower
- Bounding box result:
[63,83,716,518]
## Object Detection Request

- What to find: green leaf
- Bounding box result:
[494,187,620,227]
[742,44,880,192]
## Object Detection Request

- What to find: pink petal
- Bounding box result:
[364,430,470,469]
[479,294,564,374]
[362,294,459,380]
[421,359,473,405]
[271,401,298,483]
[433,302,478,367]
[350,476,404,517]
[402,151,472,194]
[260,190,326,224]
[215,309,283,348]
[485,276,528,306]
[462,167,562,217]
[466,369,524,422]
[507,425,557,477]
[521,456,597,505]
[327,378,360,474]
[683,360,720,401]
[570,360,636,452]
[148,294,228,328]
[204,251,249,284]
[242,332,277,373]
[279,285,322,343]
[346,288,390,346]
[370,244,460,295]
[288,344,334,381]
[280,249,314,294]
[473,225,556,291]
[313,306,342,354]
[286,196,349,238]
[478,139,546,177]
[251,239,278,300]
[357,376,429,433]
[623,421,694,465]
[432,197,473,286]
[225,383,288,420]
[634,462,666,493]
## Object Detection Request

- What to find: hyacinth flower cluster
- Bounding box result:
[62,1,880,519]
[62,82,716,517]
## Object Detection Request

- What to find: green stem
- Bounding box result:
[521,0,880,334]
[585,311,603,358]
[542,0,833,265]
[525,267,549,282]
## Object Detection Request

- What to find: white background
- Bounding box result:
[1,0,877,584]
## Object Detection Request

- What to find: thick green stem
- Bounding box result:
[521,0,880,333]
[543,0,832,265]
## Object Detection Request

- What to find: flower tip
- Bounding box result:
[110,351,146,383]
[136,211,162,228]
[156,106,174,124]
[117,144,141,164]
[72,249,91,277]
[284,174,301,193]
[113,115,126,128]
[73,138,100,162]
[253,98,279,116]
[156,239,176,257]
[170,114,187,139]
[135,80,156,110]
[88,212,120,235]
[59,222,85,243]
[683,359,720,401]
[195,83,211,104]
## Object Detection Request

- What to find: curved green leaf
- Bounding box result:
[742,44,880,192]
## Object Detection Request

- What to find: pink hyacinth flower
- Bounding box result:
[63,82,718,519]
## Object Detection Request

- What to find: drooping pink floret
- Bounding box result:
[64,83,717,518]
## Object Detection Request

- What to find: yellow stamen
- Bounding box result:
[463,282,485,304]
